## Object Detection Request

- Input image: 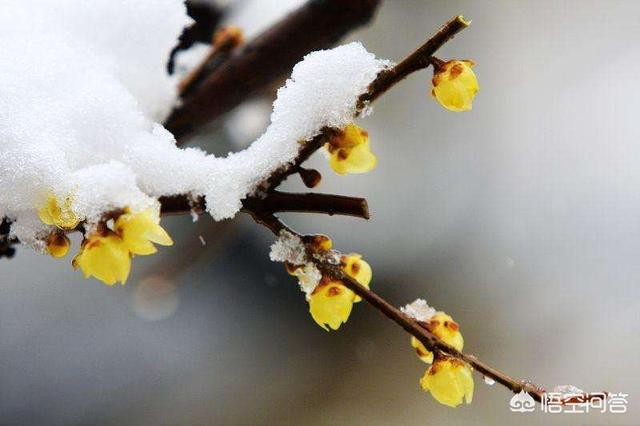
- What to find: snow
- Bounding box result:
[0,1,389,249]
[552,384,585,395]
[400,299,437,322]
[290,264,323,300]
[269,230,322,299]
[269,231,306,265]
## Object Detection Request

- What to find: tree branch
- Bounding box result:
[233,16,601,407]
[159,192,369,220]
[357,15,470,109]
[167,1,225,74]
[249,15,473,194]
[250,211,548,402]
[243,191,370,219]
[164,0,382,142]
[316,260,547,401]
[0,218,16,259]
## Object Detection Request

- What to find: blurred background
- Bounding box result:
[2,0,640,424]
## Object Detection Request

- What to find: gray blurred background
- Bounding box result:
[2,1,640,424]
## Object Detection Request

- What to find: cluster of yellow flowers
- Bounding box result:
[309,253,372,330]
[285,236,372,331]
[410,312,474,407]
[39,194,172,285]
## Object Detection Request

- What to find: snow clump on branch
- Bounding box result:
[0,0,390,248]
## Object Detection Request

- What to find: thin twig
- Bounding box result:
[167,1,224,74]
[251,212,546,402]
[178,26,244,97]
[249,15,471,193]
[235,16,600,406]
[357,15,470,109]
[243,191,370,219]
[159,192,369,220]
[315,261,546,402]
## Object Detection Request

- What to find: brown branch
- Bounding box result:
[0,218,16,258]
[251,15,472,194]
[315,261,546,402]
[164,0,382,143]
[243,191,369,219]
[159,195,204,216]
[178,26,245,98]
[162,14,471,220]
[250,211,546,403]
[167,1,224,74]
[233,17,602,407]
[159,191,369,220]
[357,15,470,109]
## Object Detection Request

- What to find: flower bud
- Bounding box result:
[431,60,479,112]
[325,124,377,175]
[420,357,474,407]
[46,232,71,258]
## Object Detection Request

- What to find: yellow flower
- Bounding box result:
[410,312,464,364]
[411,336,434,364]
[38,193,80,230]
[431,60,479,112]
[309,279,355,331]
[420,357,474,407]
[308,253,372,330]
[115,208,173,255]
[340,253,371,302]
[72,232,131,285]
[429,312,464,351]
[45,232,71,258]
[325,124,377,175]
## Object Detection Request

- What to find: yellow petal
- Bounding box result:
[309,281,355,331]
[73,233,131,285]
[145,223,173,246]
[428,312,464,351]
[340,253,372,303]
[38,199,55,226]
[411,336,434,364]
[326,124,377,175]
[128,240,158,256]
[38,193,80,229]
[432,60,479,112]
[420,358,474,407]
[115,208,172,256]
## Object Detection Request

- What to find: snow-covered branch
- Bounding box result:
[0,1,604,412]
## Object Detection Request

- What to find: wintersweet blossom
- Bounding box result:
[308,253,372,330]
[341,253,372,302]
[72,231,131,285]
[420,357,474,407]
[70,207,171,285]
[431,60,479,112]
[115,208,173,255]
[325,124,377,175]
[309,279,356,331]
[38,193,80,230]
[45,232,71,258]
[411,312,464,364]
